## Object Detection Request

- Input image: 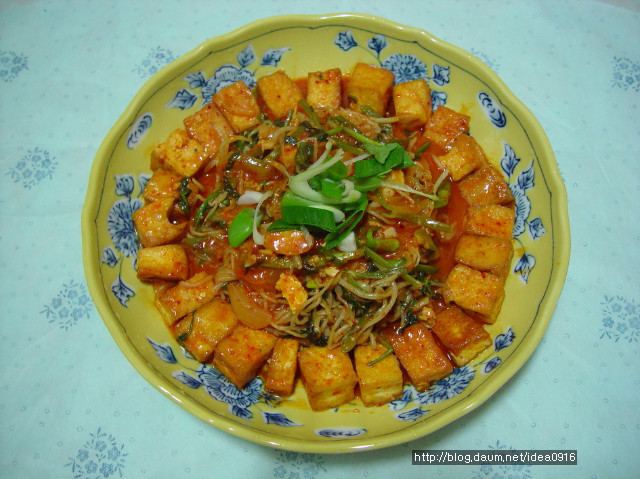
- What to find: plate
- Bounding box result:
[82,13,570,453]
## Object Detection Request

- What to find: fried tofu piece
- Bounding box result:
[442,264,505,323]
[256,70,303,119]
[437,134,486,181]
[346,63,395,116]
[132,197,188,247]
[298,346,358,411]
[275,271,308,313]
[142,169,182,202]
[264,338,300,397]
[431,305,492,366]
[458,165,513,205]
[354,344,404,407]
[171,298,239,362]
[424,105,470,151]
[306,68,343,111]
[263,230,314,256]
[464,204,516,240]
[212,325,277,389]
[157,272,217,325]
[183,103,234,159]
[150,129,206,176]
[212,80,260,134]
[392,78,432,129]
[384,323,454,392]
[454,234,514,278]
[137,244,189,281]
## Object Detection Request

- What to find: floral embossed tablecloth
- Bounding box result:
[0,1,638,478]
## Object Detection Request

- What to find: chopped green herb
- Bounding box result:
[193,190,221,231]
[176,312,195,344]
[398,299,420,333]
[367,346,394,366]
[294,141,314,168]
[223,175,239,199]
[176,178,191,216]
[297,98,321,128]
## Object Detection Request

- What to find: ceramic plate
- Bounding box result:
[82,13,570,453]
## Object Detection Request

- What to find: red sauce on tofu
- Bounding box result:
[134,64,514,409]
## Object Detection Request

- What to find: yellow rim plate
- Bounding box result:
[82,13,570,453]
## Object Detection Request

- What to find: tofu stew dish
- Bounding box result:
[132,63,516,411]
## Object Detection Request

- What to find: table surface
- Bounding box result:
[1,1,639,478]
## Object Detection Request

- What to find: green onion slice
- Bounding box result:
[280,205,336,232]
[228,208,257,247]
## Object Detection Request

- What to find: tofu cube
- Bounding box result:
[183,103,234,159]
[306,68,343,111]
[297,346,358,411]
[157,272,217,325]
[275,271,308,313]
[437,134,486,181]
[431,305,492,366]
[354,344,404,407]
[137,244,190,281]
[256,70,303,119]
[171,298,239,362]
[150,129,206,176]
[458,165,514,205]
[346,63,395,116]
[212,80,260,133]
[454,234,514,278]
[143,169,182,202]
[464,204,516,240]
[442,264,505,323]
[212,325,277,389]
[264,338,300,397]
[132,197,188,247]
[424,105,470,151]
[384,323,453,392]
[392,79,432,128]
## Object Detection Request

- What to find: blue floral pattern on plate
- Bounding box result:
[334,30,451,108]
[478,92,506,128]
[168,44,291,108]
[316,428,367,438]
[390,366,475,421]
[500,142,546,283]
[102,173,147,306]
[126,113,153,149]
[146,321,516,428]
[480,326,515,374]
[167,33,453,111]
[148,338,300,424]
